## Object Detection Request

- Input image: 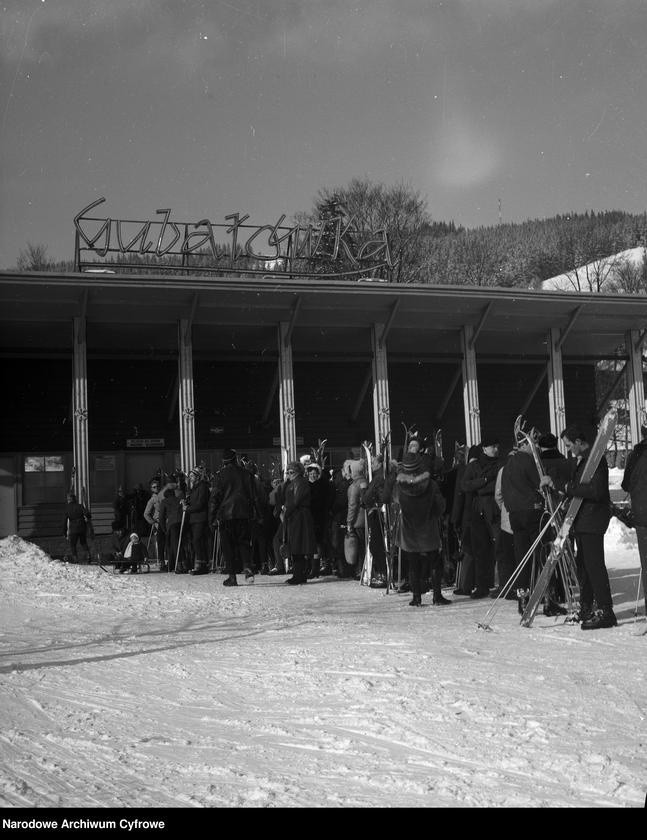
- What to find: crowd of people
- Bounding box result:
[64,418,647,631]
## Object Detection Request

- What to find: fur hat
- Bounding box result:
[468,445,481,461]
[222,448,237,463]
[305,462,322,474]
[538,433,558,449]
[286,460,304,476]
[299,454,313,466]
[399,452,423,472]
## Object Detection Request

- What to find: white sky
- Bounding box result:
[1,0,647,265]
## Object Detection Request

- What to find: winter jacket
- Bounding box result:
[495,467,512,535]
[184,479,210,524]
[384,465,446,553]
[500,449,543,513]
[621,440,647,527]
[347,462,368,531]
[283,474,316,555]
[158,492,184,532]
[462,454,501,527]
[144,485,174,526]
[209,463,256,524]
[565,452,611,535]
[63,501,90,537]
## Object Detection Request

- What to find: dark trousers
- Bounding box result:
[69,532,88,560]
[575,532,612,610]
[367,509,386,576]
[166,522,188,571]
[470,510,497,591]
[190,520,209,571]
[509,508,544,591]
[403,551,429,599]
[220,518,252,576]
[495,529,516,591]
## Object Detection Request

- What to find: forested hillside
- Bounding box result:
[14,206,647,291]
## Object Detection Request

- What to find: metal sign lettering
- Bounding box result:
[74,197,393,279]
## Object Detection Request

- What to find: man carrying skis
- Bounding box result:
[542,425,617,630]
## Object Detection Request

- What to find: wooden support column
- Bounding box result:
[371,323,391,452]
[72,316,90,506]
[278,321,297,472]
[460,325,481,448]
[626,329,646,446]
[178,318,196,474]
[547,326,567,444]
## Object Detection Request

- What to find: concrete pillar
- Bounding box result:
[178,318,196,474]
[626,329,646,446]
[370,323,391,454]
[72,316,90,506]
[278,322,297,472]
[460,325,481,447]
[547,326,567,446]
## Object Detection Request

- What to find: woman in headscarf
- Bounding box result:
[384,451,448,606]
[281,461,317,585]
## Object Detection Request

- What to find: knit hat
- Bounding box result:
[130,533,139,542]
[538,433,558,449]
[467,445,481,461]
[222,448,237,463]
[399,452,423,472]
[305,462,322,474]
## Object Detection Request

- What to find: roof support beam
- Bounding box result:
[261,367,280,424]
[371,323,392,451]
[283,296,302,347]
[469,302,493,351]
[379,299,400,349]
[547,326,567,449]
[435,365,462,424]
[626,329,646,446]
[596,361,627,418]
[519,366,547,418]
[183,293,199,346]
[634,328,647,352]
[351,365,373,423]
[555,304,585,351]
[461,325,481,447]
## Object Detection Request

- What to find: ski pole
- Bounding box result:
[478,499,565,629]
[635,566,643,621]
[175,507,186,574]
[210,522,218,572]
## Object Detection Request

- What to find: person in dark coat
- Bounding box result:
[208,449,256,586]
[281,461,317,585]
[330,466,351,578]
[183,467,211,576]
[112,486,130,532]
[501,438,544,599]
[383,451,447,606]
[122,532,148,574]
[361,455,389,588]
[63,492,91,562]
[545,425,617,630]
[461,437,501,598]
[452,445,480,595]
[159,486,187,573]
[305,462,333,577]
[621,424,647,616]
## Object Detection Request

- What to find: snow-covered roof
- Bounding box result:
[542,246,646,293]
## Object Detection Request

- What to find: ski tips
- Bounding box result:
[476,622,493,632]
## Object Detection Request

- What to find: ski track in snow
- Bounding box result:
[0,526,645,809]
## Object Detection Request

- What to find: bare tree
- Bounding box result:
[16,242,51,272]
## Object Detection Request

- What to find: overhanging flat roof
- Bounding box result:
[0,270,645,360]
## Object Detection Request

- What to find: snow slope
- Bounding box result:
[541,246,645,293]
[0,521,645,810]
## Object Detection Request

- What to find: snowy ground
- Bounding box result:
[0,514,645,810]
